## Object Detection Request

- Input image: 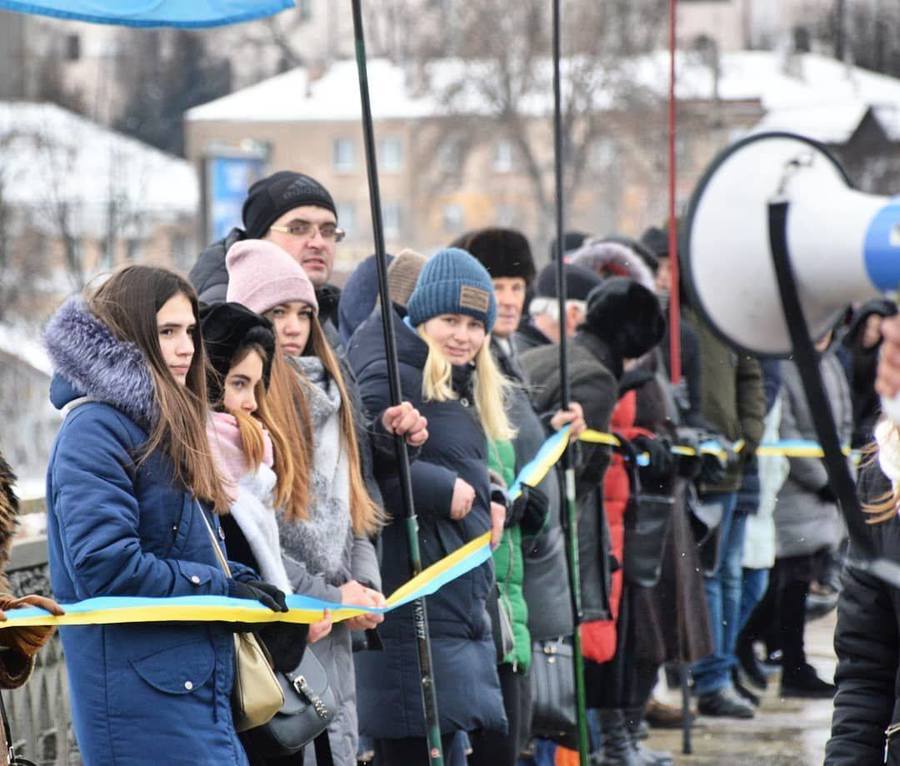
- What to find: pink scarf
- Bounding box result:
[207,411,274,503]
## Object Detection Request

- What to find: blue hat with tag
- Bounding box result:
[407,247,497,332]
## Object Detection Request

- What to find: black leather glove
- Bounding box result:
[817,483,838,504]
[513,485,550,536]
[674,428,702,480]
[632,435,676,493]
[228,579,289,613]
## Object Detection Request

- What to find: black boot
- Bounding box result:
[591,709,640,766]
[624,708,673,766]
[781,663,835,699]
[736,635,768,690]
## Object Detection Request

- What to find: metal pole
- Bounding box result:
[667,0,682,385]
[350,3,444,763]
[552,1,590,762]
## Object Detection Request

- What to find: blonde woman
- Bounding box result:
[348,247,510,765]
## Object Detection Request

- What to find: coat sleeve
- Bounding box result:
[351,534,382,592]
[780,364,830,492]
[281,553,342,603]
[569,367,617,499]
[736,354,766,455]
[826,548,898,764]
[51,410,230,600]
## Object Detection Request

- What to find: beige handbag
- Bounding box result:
[200,506,284,732]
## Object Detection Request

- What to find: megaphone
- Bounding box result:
[683,131,900,358]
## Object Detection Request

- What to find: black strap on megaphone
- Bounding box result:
[768,200,900,589]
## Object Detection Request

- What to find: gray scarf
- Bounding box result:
[277,356,352,584]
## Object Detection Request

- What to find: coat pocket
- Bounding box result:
[130,639,216,695]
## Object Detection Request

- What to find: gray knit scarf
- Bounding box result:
[277,356,351,584]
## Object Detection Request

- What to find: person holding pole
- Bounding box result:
[347,248,510,765]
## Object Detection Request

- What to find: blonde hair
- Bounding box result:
[416,325,516,442]
[862,439,899,524]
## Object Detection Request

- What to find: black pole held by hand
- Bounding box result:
[551,1,590,763]
[349,3,444,764]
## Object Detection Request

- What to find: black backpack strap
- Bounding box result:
[313,731,334,766]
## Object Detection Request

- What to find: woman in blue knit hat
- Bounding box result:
[348,247,511,765]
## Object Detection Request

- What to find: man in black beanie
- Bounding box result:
[190,170,344,342]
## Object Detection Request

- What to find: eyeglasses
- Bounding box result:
[269,220,346,243]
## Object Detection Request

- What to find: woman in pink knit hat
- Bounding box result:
[225,239,428,766]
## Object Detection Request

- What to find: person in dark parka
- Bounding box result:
[43,267,287,766]
[348,249,508,764]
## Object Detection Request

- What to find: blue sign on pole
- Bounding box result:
[208,155,266,242]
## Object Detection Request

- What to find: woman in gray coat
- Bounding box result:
[763,333,851,698]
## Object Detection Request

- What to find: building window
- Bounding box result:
[380,137,404,172]
[65,34,81,62]
[442,204,464,234]
[493,140,514,172]
[126,238,143,262]
[496,204,515,227]
[589,138,616,171]
[333,138,355,172]
[336,202,355,235]
[439,139,463,173]
[297,0,312,20]
[382,202,402,239]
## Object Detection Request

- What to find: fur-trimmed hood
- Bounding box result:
[0,454,19,594]
[43,297,155,428]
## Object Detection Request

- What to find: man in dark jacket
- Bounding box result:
[189,170,344,340]
[687,308,766,719]
[514,263,601,356]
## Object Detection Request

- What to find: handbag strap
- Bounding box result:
[198,503,232,577]
[313,731,334,766]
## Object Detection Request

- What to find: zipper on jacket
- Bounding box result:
[884,722,900,762]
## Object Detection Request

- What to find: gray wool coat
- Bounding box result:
[773,353,852,559]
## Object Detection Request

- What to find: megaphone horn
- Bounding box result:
[683,131,900,358]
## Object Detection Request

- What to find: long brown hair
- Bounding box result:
[301,319,382,536]
[216,343,306,518]
[88,266,229,512]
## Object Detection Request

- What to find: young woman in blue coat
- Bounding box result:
[347,248,510,765]
[43,266,289,766]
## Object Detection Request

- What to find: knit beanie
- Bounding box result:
[199,302,277,403]
[452,228,536,284]
[535,263,602,301]
[640,225,669,260]
[583,277,665,360]
[387,249,427,308]
[241,171,337,240]
[226,239,318,316]
[407,247,497,332]
[549,230,589,261]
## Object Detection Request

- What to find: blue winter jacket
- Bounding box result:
[346,308,506,738]
[43,299,252,766]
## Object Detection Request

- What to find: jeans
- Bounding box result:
[739,567,770,631]
[692,492,747,696]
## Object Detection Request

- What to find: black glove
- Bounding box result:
[674,428,702,480]
[817,484,838,504]
[632,435,676,493]
[513,485,550,536]
[228,579,289,613]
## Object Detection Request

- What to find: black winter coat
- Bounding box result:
[520,331,619,622]
[827,464,900,764]
[347,310,505,739]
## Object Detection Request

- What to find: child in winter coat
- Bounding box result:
[43,266,288,766]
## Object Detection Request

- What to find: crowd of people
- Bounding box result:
[7,167,900,765]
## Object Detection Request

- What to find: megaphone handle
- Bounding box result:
[768,200,880,566]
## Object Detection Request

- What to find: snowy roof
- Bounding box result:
[187,50,900,131]
[0,324,52,377]
[0,103,198,237]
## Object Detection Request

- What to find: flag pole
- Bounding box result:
[349,3,444,764]
[552,0,590,762]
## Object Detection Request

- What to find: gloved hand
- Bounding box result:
[698,436,738,485]
[632,435,676,493]
[0,594,65,658]
[227,579,289,613]
[674,428,703,480]
[817,483,838,504]
[512,485,550,536]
